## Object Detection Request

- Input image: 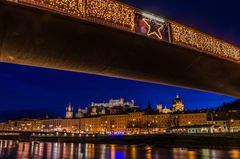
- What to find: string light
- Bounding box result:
[18,0,135,31]
[19,0,85,18]
[86,0,135,31]
[170,22,240,62]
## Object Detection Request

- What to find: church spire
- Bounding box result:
[67,102,72,112]
[147,97,152,111]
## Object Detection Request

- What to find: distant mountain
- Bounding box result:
[0,109,60,122]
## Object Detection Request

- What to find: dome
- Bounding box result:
[173,95,182,104]
[172,94,185,112]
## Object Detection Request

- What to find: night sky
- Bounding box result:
[0,0,239,118]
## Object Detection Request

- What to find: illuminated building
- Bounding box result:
[126,112,144,134]
[40,118,80,132]
[141,114,172,134]
[172,95,185,112]
[0,96,209,135]
[80,117,101,134]
[89,98,139,116]
[101,108,106,115]
[207,111,240,133]
[156,104,163,113]
[0,107,223,135]
[0,112,207,134]
[207,120,240,133]
[66,103,74,119]
[177,113,207,126]
[90,107,98,116]
[162,106,172,114]
[91,98,136,108]
[101,114,129,134]
[168,125,214,134]
[75,107,85,118]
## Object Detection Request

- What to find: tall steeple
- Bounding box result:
[147,97,152,111]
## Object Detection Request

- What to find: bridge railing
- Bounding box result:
[6,0,240,63]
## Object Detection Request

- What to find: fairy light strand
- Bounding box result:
[170,22,240,62]
[19,0,85,18]
[86,0,135,31]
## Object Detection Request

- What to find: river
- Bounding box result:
[0,140,239,159]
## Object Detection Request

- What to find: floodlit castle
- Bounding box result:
[91,98,136,108]
[65,98,139,118]
[89,98,139,116]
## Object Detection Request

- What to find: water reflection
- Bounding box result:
[229,149,240,159]
[0,140,238,159]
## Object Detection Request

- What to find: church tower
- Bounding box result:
[172,94,185,112]
[66,103,74,118]
[147,97,152,112]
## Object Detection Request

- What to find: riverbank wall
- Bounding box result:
[0,133,240,149]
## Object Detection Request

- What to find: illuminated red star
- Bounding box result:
[143,18,165,40]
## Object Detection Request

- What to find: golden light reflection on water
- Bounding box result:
[188,151,196,159]
[88,143,95,159]
[229,149,240,159]
[17,142,30,158]
[131,145,137,159]
[145,145,152,159]
[70,143,74,159]
[110,144,116,159]
[172,148,188,159]
[47,142,53,159]
[0,140,239,159]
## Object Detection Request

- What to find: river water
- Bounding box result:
[0,140,239,159]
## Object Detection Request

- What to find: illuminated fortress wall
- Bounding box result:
[9,0,240,63]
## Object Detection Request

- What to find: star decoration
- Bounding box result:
[143,18,165,40]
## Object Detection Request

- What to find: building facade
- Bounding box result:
[0,112,211,135]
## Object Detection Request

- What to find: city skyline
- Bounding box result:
[0,62,237,119]
[0,0,239,119]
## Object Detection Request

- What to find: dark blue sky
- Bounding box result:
[0,0,239,117]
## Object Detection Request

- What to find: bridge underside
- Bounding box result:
[0,2,240,97]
